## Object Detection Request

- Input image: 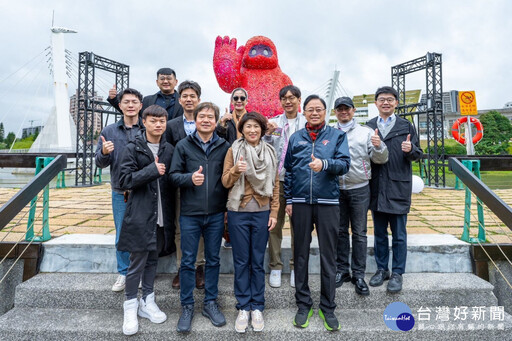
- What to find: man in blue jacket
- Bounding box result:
[170,102,230,333]
[366,86,423,293]
[284,95,350,331]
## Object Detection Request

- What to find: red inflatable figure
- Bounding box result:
[213,35,293,118]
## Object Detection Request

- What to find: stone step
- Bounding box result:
[40,234,472,274]
[15,273,497,311]
[0,306,510,340]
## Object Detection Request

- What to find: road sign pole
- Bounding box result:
[465,116,475,155]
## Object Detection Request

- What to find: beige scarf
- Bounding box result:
[227,138,277,211]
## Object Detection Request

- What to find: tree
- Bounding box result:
[4,132,15,148]
[0,122,4,142]
[475,110,512,155]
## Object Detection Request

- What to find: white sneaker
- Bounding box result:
[290,270,295,288]
[235,309,249,333]
[138,292,167,323]
[123,298,139,335]
[112,275,126,292]
[251,309,264,332]
[269,270,282,288]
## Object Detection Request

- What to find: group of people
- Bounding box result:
[95,67,423,336]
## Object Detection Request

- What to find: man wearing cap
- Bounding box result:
[333,97,388,296]
[108,68,183,120]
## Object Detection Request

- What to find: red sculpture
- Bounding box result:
[213,35,293,118]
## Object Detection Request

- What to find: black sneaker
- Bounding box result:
[202,301,226,327]
[335,272,351,288]
[369,269,390,287]
[293,307,313,328]
[319,309,340,331]
[387,273,403,293]
[177,304,194,333]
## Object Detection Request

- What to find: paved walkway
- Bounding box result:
[1,184,511,243]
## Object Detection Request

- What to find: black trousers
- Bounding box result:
[292,204,339,313]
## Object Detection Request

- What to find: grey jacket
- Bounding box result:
[338,121,388,190]
[263,112,307,181]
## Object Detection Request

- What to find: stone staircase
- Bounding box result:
[0,233,511,340]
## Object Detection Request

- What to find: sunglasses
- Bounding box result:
[232,96,246,102]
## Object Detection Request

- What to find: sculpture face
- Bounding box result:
[213,35,293,118]
[242,36,278,70]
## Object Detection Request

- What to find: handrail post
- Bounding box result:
[25,157,54,242]
[461,160,486,243]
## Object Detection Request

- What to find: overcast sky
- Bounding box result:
[0,0,511,136]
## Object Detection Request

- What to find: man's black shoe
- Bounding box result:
[387,273,403,293]
[335,272,351,288]
[202,301,226,327]
[293,307,313,328]
[318,309,340,331]
[369,269,390,287]
[177,304,194,333]
[352,278,370,296]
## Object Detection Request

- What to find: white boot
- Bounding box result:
[138,292,167,323]
[123,298,139,336]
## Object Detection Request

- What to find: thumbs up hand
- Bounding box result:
[401,133,412,153]
[308,154,323,172]
[192,165,205,186]
[155,155,166,175]
[236,155,247,173]
[108,84,117,100]
[371,128,381,148]
[101,135,114,155]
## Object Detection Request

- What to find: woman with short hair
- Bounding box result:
[222,111,279,333]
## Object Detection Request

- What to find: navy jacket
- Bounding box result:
[164,115,187,147]
[117,131,176,254]
[366,116,423,214]
[108,91,183,119]
[284,125,350,205]
[170,133,230,215]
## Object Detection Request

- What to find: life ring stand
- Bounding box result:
[451,117,483,145]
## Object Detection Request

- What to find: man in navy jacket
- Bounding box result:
[366,86,423,293]
[284,95,350,332]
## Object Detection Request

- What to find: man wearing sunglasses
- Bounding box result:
[366,86,423,293]
[108,68,183,120]
[263,85,307,289]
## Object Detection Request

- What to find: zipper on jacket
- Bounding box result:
[310,141,315,204]
[205,157,209,214]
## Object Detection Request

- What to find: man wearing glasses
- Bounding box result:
[264,85,307,289]
[366,86,423,293]
[95,88,145,292]
[108,68,183,120]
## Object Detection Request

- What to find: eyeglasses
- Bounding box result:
[304,108,326,114]
[281,96,297,102]
[376,97,396,103]
[233,96,246,102]
[158,76,174,81]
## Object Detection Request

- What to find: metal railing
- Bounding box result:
[0,155,67,284]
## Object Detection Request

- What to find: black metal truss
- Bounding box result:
[391,52,445,187]
[75,52,129,186]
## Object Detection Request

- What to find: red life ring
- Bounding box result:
[451,117,484,145]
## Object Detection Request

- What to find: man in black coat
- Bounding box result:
[117,105,174,335]
[108,68,183,120]
[170,102,230,333]
[366,86,423,293]
[164,80,206,290]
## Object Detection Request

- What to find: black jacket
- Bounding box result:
[108,91,183,119]
[164,115,187,147]
[117,131,176,254]
[366,116,423,214]
[170,133,230,216]
[215,120,237,144]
